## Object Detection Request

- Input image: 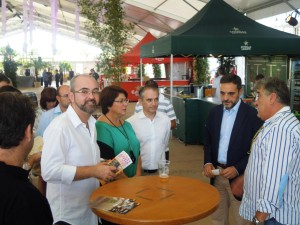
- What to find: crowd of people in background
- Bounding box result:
[0,69,299,225]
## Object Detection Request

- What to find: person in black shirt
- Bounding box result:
[55,69,61,88]
[69,69,74,80]
[59,69,64,85]
[0,93,53,225]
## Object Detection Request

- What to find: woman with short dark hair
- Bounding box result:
[96,85,141,178]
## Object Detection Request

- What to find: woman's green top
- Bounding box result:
[95,120,140,177]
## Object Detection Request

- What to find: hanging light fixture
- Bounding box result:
[286,11,299,26]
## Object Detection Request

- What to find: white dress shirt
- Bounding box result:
[127,111,171,170]
[41,106,100,225]
[212,75,222,100]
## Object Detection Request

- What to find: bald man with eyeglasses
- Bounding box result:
[41,75,116,225]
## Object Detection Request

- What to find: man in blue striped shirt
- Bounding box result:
[240,78,300,225]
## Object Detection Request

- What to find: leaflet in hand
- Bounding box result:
[108,150,133,174]
[29,136,43,155]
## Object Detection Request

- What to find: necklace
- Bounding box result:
[104,115,129,140]
[104,115,137,163]
[247,124,264,155]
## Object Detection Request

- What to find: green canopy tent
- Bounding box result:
[140,0,300,100]
[140,0,300,57]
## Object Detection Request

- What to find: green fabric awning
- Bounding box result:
[141,0,300,57]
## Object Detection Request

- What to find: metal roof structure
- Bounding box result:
[1,0,300,48]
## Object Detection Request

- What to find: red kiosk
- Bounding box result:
[120,32,192,101]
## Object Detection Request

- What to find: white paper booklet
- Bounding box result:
[108,150,133,174]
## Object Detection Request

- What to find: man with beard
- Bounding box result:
[41,75,117,225]
[203,75,263,225]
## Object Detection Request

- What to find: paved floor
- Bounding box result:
[19,84,228,225]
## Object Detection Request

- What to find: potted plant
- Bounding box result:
[194,56,210,85]
[153,64,162,78]
[1,45,19,87]
[217,57,236,74]
[59,61,72,82]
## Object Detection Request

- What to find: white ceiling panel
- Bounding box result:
[0,0,299,50]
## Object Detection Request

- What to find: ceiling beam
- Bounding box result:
[124,0,188,22]
[243,0,285,14]
[282,0,300,13]
[124,16,175,33]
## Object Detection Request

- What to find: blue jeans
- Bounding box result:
[265,218,284,225]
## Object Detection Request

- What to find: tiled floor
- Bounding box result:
[20,84,220,225]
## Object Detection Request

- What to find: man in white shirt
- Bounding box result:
[41,75,116,225]
[134,79,176,160]
[128,85,170,174]
[135,79,176,130]
[212,66,225,100]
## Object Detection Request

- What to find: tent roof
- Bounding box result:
[141,0,300,57]
[122,32,155,64]
[121,32,191,65]
[1,0,299,49]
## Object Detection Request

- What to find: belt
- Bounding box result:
[217,163,227,169]
[143,169,158,173]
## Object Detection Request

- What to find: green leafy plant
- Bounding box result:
[19,52,51,81]
[1,45,19,87]
[153,64,162,78]
[217,57,235,74]
[31,57,51,80]
[59,61,72,75]
[194,57,209,85]
[78,0,134,82]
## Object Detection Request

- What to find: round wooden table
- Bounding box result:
[90,176,220,225]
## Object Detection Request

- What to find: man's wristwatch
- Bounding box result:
[252,216,263,225]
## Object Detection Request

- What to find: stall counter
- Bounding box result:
[116,80,189,101]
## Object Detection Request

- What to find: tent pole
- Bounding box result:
[170,54,173,104]
[140,58,143,87]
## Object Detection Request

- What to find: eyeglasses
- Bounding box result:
[114,99,129,104]
[74,88,100,96]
